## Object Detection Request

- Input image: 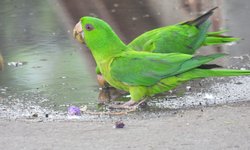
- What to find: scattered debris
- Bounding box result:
[234,82,243,85]
[32,113,38,117]
[8,61,27,67]
[203,93,214,100]
[60,76,67,79]
[114,121,125,128]
[68,106,81,116]
[80,105,88,112]
[186,86,192,91]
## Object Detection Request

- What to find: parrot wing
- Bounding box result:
[128,20,211,54]
[128,7,218,54]
[110,52,225,86]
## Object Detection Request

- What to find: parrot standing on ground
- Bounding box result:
[73,7,239,88]
[73,16,250,108]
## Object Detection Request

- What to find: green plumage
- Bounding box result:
[128,7,239,54]
[95,7,239,74]
[79,16,250,103]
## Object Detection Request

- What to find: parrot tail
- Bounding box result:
[183,68,250,79]
[183,7,218,27]
[203,31,240,46]
[149,68,250,96]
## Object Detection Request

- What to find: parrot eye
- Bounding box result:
[85,24,94,31]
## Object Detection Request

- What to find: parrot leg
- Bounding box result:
[97,74,110,88]
[109,87,147,109]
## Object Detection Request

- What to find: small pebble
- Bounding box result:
[32,113,38,117]
[114,121,125,128]
[234,82,243,85]
[186,86,191,91]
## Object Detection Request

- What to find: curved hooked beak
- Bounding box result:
[73,21,85,44]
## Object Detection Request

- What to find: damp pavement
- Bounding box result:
[0,102,250,150]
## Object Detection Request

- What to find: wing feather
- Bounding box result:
[110,52,225,86]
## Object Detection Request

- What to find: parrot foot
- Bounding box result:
[109,100,146,110]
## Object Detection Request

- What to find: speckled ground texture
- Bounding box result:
[0,102,250,150]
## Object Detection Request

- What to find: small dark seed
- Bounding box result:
[32,114,38,117]
[114,121,125,128]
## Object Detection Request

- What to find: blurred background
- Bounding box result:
[0,0,250,117]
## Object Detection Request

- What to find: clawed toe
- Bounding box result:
[109,100,146,110]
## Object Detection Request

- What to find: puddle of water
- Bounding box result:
[0,0,99,112]
[0,0,250,120]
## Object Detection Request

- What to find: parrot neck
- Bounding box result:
[87,34,127,62]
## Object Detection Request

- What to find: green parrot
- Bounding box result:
[74,16,250,108]
[128,7,238,54]
[73,7,239,87]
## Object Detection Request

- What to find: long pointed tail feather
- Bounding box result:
[204,32,240,46]
[207,30,228,36]
[183,7,218,27]
[183,68,250,79]
[150,68,250,96]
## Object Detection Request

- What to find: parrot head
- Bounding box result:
[73,17,113,45]
[73,17,125,52]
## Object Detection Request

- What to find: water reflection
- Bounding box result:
[0,0,98,109]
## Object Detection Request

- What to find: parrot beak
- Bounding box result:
[73,21,85,44]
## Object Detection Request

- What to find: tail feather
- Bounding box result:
[149,68,250,96]
[183,7,218,27]
[182,7,218,49]
[203,36,240,46]
[207,30,228,36]
[182,68,250,79]
[183,7,240,47]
